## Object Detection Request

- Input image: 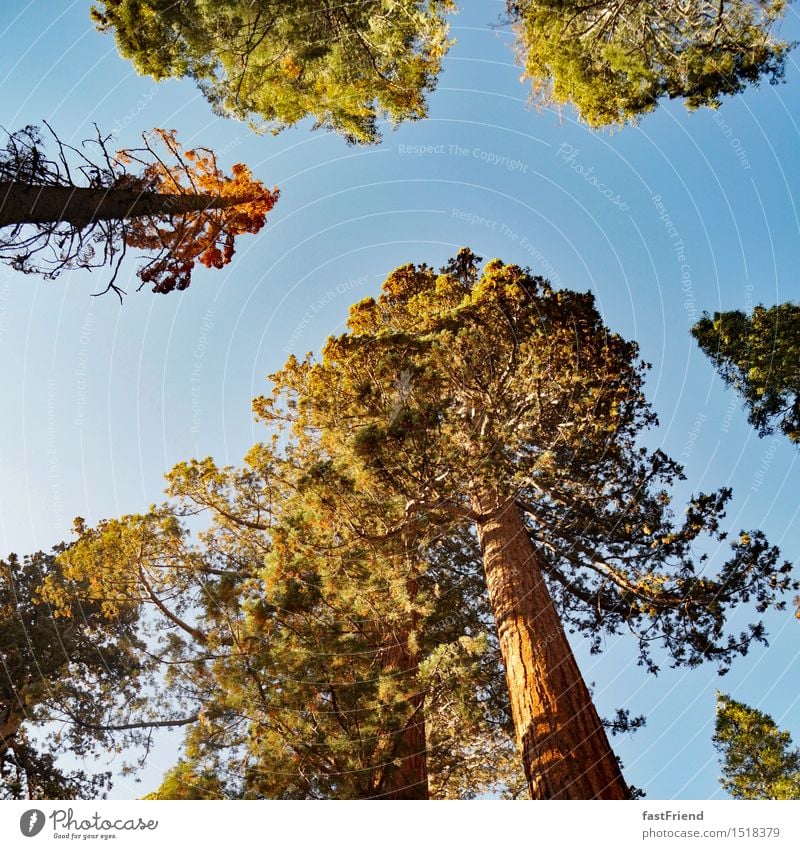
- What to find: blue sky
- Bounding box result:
[1,0,799,799]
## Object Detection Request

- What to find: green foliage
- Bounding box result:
[692,303,800,444]
[91,1,455,144]
[0,730,111,801]
[420,634,526,798]
[55,450,522,798]
[507,0,791,127]
[714,693,800,799]
[37,252,796,798]
[0,548,152,799]
[142,760,228,799]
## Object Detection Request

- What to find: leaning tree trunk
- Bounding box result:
[470,490,630,800]
[0,182,259,229]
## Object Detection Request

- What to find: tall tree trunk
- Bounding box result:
[470,489,630,800]
[0,708,23,756]
[370,563,429,800]
[371,681,429,800]
[0,182,259,229]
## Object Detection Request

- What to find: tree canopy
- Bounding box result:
[0,544,165,799]
[692,303,800,445]
[43,462,522,799]
[141,761,229,800]
[253,249,795,796]
[714,693,800,799]
[19,251,797,799]
[264,250,794,675]
[507,0,791,127]
[91,1,455,145]
[0,124,278,297]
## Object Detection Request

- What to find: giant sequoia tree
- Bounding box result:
[507,0,791,127]
[91,1,454,145]
[254,250,795,799]
[0,124,278,296]
[692,303,800,445]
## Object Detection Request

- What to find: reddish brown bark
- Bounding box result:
[370,564,428,800]
[471,490,630,800]
[0,708,23,756]
[0,182,259,229]
[371,681,429,800]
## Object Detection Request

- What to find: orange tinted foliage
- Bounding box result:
[121,130,278,293]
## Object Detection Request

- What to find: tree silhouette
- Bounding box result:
[1,543,192,799]
[0,124,278,298]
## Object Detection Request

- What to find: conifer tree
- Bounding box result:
[0,124,278,297]
[692,303,800,445]
[254,249,795,798]
[48,456,522,799]
[91,1,455,145]
[41,252,795,800]
[142,761,229,800]
[0,544,188,799]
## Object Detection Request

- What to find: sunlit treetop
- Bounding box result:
[692,303,800,445]
[714,693,800,799]
[257,250,797,675]
[119,129,279,293]
[507,0,792,127]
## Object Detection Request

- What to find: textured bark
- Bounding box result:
[372,682,429,800]
[0,709,23,756]
[371,566,429,800]
[0,182,258,229]
[471,490,630,800]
